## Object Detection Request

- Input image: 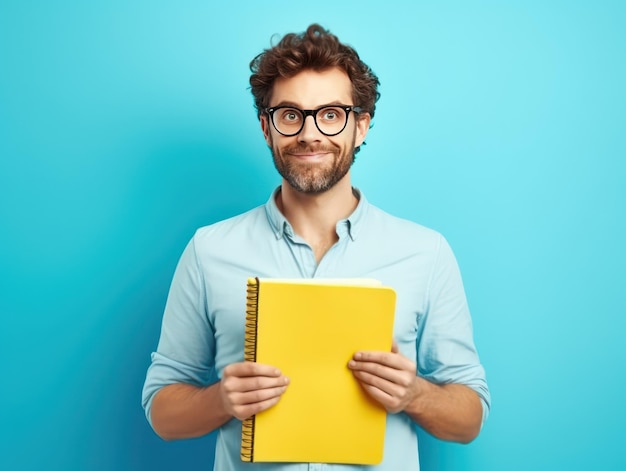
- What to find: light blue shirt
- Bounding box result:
[142,188,490,471]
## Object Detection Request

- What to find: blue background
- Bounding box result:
[1,1,625,470]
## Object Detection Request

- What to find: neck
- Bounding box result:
[277,174,358,262]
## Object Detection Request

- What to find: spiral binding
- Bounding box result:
[240,277,260,462]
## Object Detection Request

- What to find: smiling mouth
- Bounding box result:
[286,147,334,158]
[290,152,331,157]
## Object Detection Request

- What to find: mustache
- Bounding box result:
[281,144,339,154]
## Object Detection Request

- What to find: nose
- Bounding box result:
[298,114,322,143]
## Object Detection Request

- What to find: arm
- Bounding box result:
[151,362,290,440]
[406,381,482,443]
[151,382,227,440]
[348,343,482,443]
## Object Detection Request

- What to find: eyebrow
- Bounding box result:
[270,100,350,109]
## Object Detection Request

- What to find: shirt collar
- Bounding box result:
[264,186,368,242]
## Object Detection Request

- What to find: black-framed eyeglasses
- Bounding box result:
[265,105,362,137]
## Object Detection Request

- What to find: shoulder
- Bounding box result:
[185,205,270,261]
[363,202,444,248]
[193,205,267,241]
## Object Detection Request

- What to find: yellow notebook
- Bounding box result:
[240,277,396,465]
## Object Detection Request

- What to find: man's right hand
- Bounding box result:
[218,362,290,421]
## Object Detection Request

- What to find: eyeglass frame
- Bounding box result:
[264,104,363,137]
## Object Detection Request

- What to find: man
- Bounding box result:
[142,24,490,470]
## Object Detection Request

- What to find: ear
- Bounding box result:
[260,114,272,146]
[354,112,371,148]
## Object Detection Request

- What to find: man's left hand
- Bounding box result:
[348,341,419,414]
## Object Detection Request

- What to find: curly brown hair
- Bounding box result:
[249,24,380,120]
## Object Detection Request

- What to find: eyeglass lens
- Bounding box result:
[272,106,349,136]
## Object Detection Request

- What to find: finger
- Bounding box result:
[224,361,282,378]
[231,392,285,420]
[351,351,413,371]
[351,368,407,395]
[391,340,399,353]
[359,381,393,402]
[358,382,404,414]
[230,384,289,406]
[222,374,289,394]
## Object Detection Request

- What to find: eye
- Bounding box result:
[280,109,301,123]
[320,108,342,122]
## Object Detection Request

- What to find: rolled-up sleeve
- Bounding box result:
[417,235,491,426]
[141,235,216,428]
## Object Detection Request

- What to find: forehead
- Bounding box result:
[270,67,353,108]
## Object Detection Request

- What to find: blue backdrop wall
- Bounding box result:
[1,1,625,470]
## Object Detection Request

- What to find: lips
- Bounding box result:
[290,152,331,158]
[284,146,336,158]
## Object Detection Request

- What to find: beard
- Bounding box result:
[269,133,357,194]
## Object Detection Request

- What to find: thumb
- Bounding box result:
[391,339,399,353]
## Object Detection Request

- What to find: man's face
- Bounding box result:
[261,68,370,194]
